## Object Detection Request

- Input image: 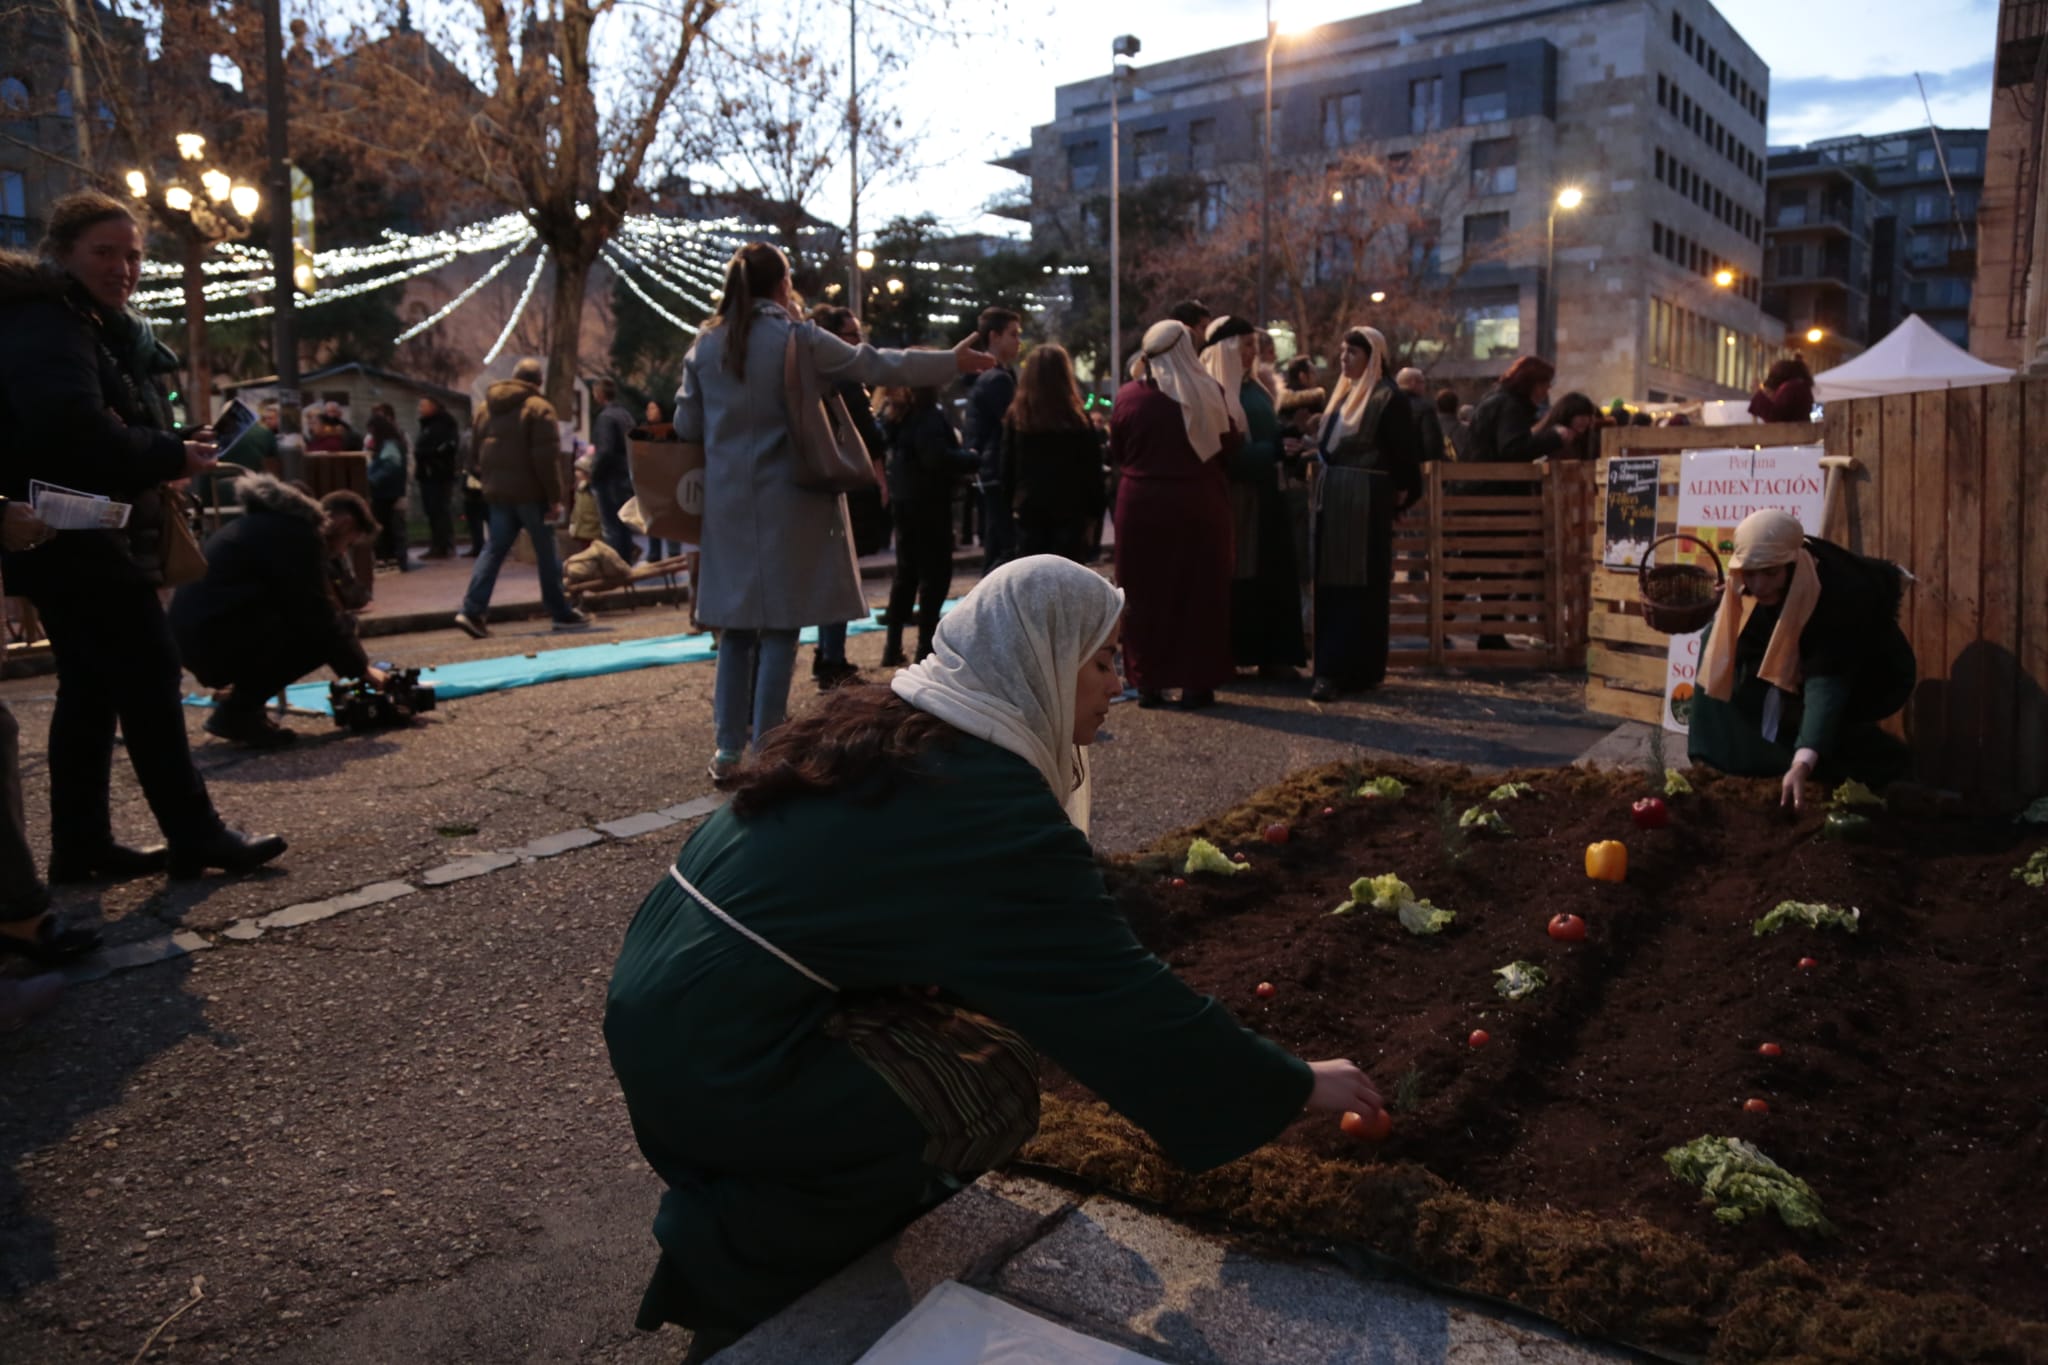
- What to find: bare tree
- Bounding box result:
[307,0,718,411]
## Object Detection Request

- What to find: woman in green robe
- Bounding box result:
[605,556,1384,1357]
[1201,317,1306,676]
[1686,509,1915,810]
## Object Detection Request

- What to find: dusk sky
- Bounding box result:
[836,0,2000,238]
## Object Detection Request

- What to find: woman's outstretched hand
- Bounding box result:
[1305,1058,1383,1116]
[953,335,996,375]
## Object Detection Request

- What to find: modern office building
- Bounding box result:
[998,0,1785,402]
[1761,148,1885,369]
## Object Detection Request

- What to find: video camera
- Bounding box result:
[328,667,437,731]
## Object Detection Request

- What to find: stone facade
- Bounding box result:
[1007,0,1784,403]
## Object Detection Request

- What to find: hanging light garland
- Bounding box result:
[481,246,549,366]
[602,245,700,336]
[394,233,538,343]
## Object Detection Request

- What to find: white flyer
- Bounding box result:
[29,479,133,530]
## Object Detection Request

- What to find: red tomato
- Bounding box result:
[1548,913,1588,942]
[1631,796,1670,830]
[1743,1097,1770,1114]
[1255,981,1276,999]
[1797,956,1818,970]
[1468,1029,1490,1048]
[1757,1042,1783,1057]
[1321,806,1336,816]
[1263,823,1291,844]
[1340,1108,1392,1141]
[1170,878,1188,890]
[1232,851,1249,862]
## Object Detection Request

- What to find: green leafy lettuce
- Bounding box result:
[1459,805,1511,834]
[1752,900,1861,936]
[1663,1135,1836,1235]
[1355,776,1407,800]
[1397,899,1456,935]
[1331,873,1413,915]
[2020,798,2048,826]
[1664,768,1694,796]
[1183,838,1246,877]
[1493,961,1548,1000]
[1830,778,1887,809]
[1487,782,1537,801]
[2014,848,2048,889]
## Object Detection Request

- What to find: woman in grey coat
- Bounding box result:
[679,244,992,783]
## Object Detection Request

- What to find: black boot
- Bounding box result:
[205,702,297,749]
[47,841,170,885]
[168,830,288,880]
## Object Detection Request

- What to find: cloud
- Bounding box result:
[1768,59,1996,144]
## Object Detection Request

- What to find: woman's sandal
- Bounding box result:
[0,913,103,966]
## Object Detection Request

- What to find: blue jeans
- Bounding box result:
[816,621,847,663]
[713,628,800,756]
[461,502,577,622]
[592,472,639,563]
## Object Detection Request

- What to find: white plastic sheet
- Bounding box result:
[854,1281,1167,1365]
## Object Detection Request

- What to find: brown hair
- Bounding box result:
[1005,343,1087,434]
[727,686,956,819]
[707,243,788,380]
[320,489,379,537]
[810,304,857,339]
[974,305,1021,349]
[40,189,138,261]
[1762,354,1812,389]
[1500,355,1557,397]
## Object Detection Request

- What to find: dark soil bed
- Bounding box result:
[1021,759,2048,1362]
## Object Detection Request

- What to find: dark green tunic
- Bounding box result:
[604,736,1313,1334]
[1687,537,1916,782]
[1226,381,1307,669]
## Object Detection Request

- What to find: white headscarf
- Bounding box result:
[1319,324,1390,448]
[891,555,1127,832]
[1140,319,1230,461]
[1199,317,1251,432]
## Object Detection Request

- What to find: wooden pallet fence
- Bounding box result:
[1583,423,1823,727]
[1388,460,1593,669]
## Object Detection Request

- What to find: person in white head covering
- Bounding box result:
[1108,319,1241,708]
[606,555,1385,1348]
[1686,509,1915,810]
[1305,326,1425,702]
[1201,317,1306,677]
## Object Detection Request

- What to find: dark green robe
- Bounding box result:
[1687,537,1915,782]
[604,735,1312,1335]
[1226,381,1308,669]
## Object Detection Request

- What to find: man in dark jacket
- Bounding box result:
[413,396,461,559]
[961,306,1022,570]
[170,477,381,749]
[453,357,588,638]
[588,378,639,564]
[1395,367,1448,463]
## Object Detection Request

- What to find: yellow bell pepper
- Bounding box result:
[1585,840,1628,882]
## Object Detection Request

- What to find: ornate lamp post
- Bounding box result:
[126,132,260,425]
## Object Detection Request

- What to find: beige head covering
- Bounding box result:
[1199,317,1250,432]
[1698,508,1823,700]
[891,555,1126,833]
[1319,325,1389,447]
[1140,319,1229,461]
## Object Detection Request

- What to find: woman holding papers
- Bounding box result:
[0,191,285,956]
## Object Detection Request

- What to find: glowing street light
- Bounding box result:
[1713,268,1735,288]
[229,183,260,217]
[124,169,147,198]
[886,277,905,295]
[1369,290,1387,304]
[1555,186,1584,211]
[1806,327,1825,344]
[1545,186,1586,357]
[855,248,876,271]
[176,132,206,161]
[200,168,233,202]
[163,185,194,212]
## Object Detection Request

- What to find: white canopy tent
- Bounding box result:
[1812,314,2015,402]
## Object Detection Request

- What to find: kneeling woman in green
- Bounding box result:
[605,556,1383,1353]
[1686,509,1916,812]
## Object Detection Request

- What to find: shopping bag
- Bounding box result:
[627,429,704,543]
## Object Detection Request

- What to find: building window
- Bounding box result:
[55,88,73,118]
[1777,242,1804,276]
[1067,142,1099,192]
[0,76,27,113]
[1199,181,1229,233]
[1320,92,1364,147]
[1463,210,1509,255]
[1188,119,1216,171]
[0,168,23,219]
[1461,65,1508,125]
[1917,148,1938,173]
[1468,300,1520,358]
[1949,145,1979,175]
[1470,137,1517,196]
[1913,192,1942,222]
[1408,76,1443,134]
[1133,127,1168,181]
[1409,218,1442,276]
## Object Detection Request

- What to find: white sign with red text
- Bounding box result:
[1661,446,1827,732]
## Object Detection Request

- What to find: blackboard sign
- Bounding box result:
[1602,457,1661,568]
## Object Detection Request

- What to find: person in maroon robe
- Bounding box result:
[1110,319,1240,708]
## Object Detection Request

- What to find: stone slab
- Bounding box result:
[657,795,725,823]
[420,852,521,886]
[996,1196,1632,1365]
[255,880,415,931]
[221,920,265,942]
[61,930,214,984]
[594,810,679,840]
[509,828,604,860]
[717,1174,1080,1365]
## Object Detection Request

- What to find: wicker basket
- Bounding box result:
[1638,533,1725,634]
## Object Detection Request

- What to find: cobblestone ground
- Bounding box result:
[0,578,1608,1364]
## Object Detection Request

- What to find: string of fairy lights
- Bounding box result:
[136,208,1090,347]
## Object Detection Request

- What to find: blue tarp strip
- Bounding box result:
[183,602,959,716]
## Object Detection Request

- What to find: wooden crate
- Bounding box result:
[1386,460,1593,669]
[1583,423,1823,727]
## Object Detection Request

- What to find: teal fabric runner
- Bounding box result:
[183,604,957,716]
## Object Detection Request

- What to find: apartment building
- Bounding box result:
[1001,0,1784,402]
[1760,149,1885,369]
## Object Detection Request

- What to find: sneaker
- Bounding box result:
[707,752,742,788]
[454,612,490,640]
[553,610,594,631]
[1308,677,1339,702]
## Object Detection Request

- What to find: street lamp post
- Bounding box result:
[263,0,297,433]
[130,135,260,424]
[1109,35,1140,385]
[847,0,862,316]
[1258,0,1275,332]
[1543,185,1583,361]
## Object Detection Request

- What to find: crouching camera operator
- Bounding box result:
[169,477,385,749]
